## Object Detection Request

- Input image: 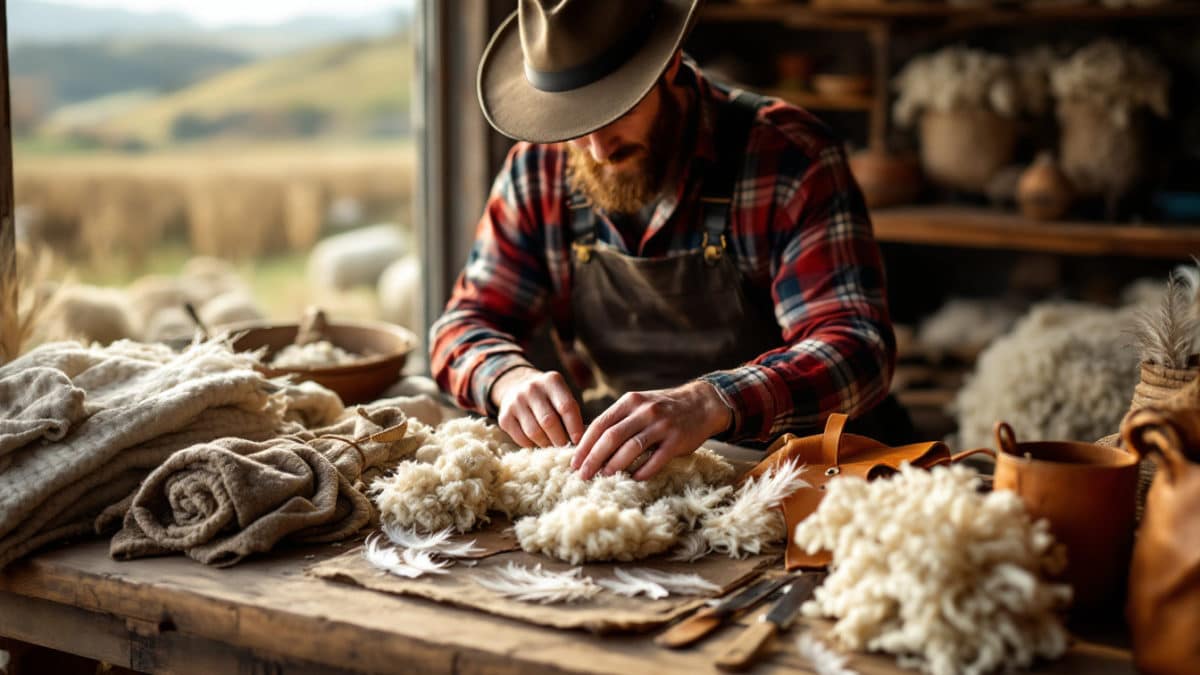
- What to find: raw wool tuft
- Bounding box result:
[797,635,859,675]
[371,435,501,532]
[668,530,712,562]
[915,298,1022,359]
[270,340,359,369]
[953,301,1140,448]
[795,464,1071,675]
[473,562,601,604]
[700,458,809,558]
[514,497,681,564]
[437,416,519,455]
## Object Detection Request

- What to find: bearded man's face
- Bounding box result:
[566,79,681,215]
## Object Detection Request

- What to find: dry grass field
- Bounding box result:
[14,141,416,321]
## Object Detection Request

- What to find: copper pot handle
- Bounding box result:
[1122,409,1180,483]
[994,421,1019,458]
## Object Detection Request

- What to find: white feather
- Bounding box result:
[797,634,858,675]
[400,548,452,575]
[363,534,436,579]
[733,458,810,511]
[669,530,712,562]
[702,458,810,557]
[382,522,484,558]
[473,562,600,604]
[618,567,721,596]
[598,568,670,599]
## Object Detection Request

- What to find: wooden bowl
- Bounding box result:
[812,74,873,97]
[225,319,418,404]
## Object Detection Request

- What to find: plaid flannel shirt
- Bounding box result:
[430,61,895,443]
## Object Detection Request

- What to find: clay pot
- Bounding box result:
[1017,153,1074,221]
[993,422,1140,616]
[919,108,1018,194]
[848,149,923,209]
[776,52,813,89]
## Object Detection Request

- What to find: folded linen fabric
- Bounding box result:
[112,406,412,566]
[0,339,344,569]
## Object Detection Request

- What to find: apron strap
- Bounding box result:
[699,88,768,262]
[568,191,596,263]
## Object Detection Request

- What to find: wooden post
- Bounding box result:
[0,0,19,364]
[867,20,890,153]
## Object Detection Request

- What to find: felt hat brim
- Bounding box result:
[477,0,700,144]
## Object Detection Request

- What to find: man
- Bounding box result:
[431,0,898,480]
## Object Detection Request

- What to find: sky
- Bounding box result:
[61,0,415,26]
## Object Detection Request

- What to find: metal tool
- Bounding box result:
[654,575,791,649]
[715,571,825,671]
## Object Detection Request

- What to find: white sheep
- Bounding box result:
[377,255,421,332]
[37,283,138,346]
[308,224,407,292]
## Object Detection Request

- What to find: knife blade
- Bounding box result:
[655,576,791,649]
[715,571,825,671]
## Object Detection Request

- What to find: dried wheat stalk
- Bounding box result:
[1134,274,1198,369]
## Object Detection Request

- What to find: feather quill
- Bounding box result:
[363,534,438,579]
[473,562,600,603]
[382,522,484,558]
[599,567,720,598]
[702,458,810,557]
[598,568,669,599]
[1134,274,1198,368]
[797,634,858,675]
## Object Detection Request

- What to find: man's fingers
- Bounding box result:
[577,411,656,479]
[513,405,551,447]
[528,393,570,447]
[572,394,639,470]
[547,384,585,445]
[633,434,687,481]
[498,409,534,448]
[602,422,669,476]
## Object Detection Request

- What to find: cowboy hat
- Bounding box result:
[477,0,701,144]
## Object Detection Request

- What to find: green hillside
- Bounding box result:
[78,35,413,147]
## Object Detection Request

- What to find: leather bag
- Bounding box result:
[741,413,989,570]
[1122,406,1200,675]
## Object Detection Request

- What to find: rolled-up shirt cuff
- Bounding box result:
[472,352,536,418]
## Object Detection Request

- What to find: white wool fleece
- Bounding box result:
[795,464,1071,675]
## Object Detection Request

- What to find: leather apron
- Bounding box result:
[567,92,781,400]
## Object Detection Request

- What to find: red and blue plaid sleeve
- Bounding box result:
[699,123,895,442]
[430,143,561,415]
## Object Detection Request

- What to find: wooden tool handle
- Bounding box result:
[716,621,778,671]
[654,608,722,649]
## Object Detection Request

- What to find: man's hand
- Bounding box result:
[491,366,584,448]
[571,381,732,481]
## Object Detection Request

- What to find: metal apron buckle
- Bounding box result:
[701,232,726,264]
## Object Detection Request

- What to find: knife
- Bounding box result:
[655,576,791,649]
[715,571,824,671]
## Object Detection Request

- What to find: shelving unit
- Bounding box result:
[872,206,1200,259]
[696,2,1200,256]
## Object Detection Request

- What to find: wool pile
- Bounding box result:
[370,417,807,563]
[795,464,1071,675]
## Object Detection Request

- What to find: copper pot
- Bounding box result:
[992,421,1140,616]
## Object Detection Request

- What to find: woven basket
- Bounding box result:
[1100,363,1200,520]
[919,108,1018,194]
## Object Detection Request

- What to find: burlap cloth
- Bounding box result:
[111,407,417,566]
[0,339,345,570]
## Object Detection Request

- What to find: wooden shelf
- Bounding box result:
[765,88,875,110]
[701,1,1200,26]
[871,206,1200,259]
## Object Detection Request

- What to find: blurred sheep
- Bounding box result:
[377,254,421,332]
[198,291,264,330]
[308,224,406,292]
[37,284,138,346]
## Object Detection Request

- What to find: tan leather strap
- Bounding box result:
[820,413,849,466]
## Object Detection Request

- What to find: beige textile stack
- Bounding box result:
[0,339,344,570]
[112,406,416,566]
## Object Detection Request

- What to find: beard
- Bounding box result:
[566,83,682,215]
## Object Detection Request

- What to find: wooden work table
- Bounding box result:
[0,538,1136,675]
